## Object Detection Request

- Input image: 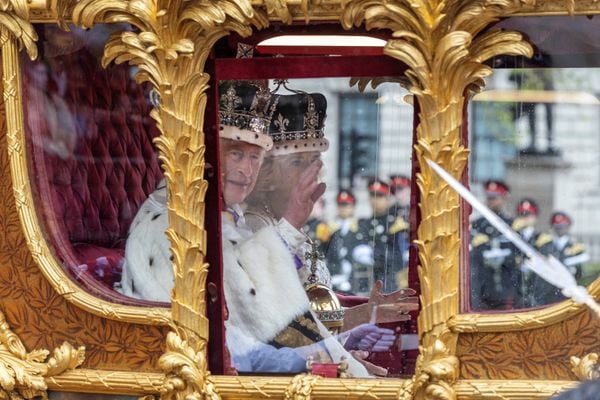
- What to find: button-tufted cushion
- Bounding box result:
[23,46,163,303]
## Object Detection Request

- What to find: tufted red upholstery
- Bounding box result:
[22,40,164,305]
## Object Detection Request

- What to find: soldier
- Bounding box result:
[325,189,361,292]
[512,198,542,307]
[389,175,411,288]
[354,178,409,295]
[470,180,515,310]
[390,174,411,223]
[532,211,589,306]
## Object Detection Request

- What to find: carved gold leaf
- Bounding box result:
[348,76,411,92]
[341,0,533,397]
[571,353,599,381]
[0,0,37,60]
[283,374,321,400]
[0,310,84,399]
[159,329,219,400]
[72,0,262,398]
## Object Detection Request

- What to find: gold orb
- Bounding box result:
[305,282,345,334]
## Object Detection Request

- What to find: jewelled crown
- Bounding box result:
[268,92,329,155]
[218,81,278,150]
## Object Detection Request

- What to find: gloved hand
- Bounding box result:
[343,323,396,352]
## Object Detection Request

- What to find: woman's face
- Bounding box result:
[270,151,321,216]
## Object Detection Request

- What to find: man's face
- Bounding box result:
[486,195,505,213]
[220,139,265,206]
[552,224,570,236]
[394,186,410,207]
[520,214,537,227]
[337,203,355,219]
[369,193,390,216]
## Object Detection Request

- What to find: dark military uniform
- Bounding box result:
[390,174,411,224]
[356,209,409,294]
[528,212,589,306]
[470,212,515,310]
[511,220,544,308]
[324,218,361,292]
[531,232,588,306]
[509,199,543,308]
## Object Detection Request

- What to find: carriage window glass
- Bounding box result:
[218,77,418,377]
[21,24,165,306]
[467,16,600,312]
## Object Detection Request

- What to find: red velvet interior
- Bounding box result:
[22,42,164,305]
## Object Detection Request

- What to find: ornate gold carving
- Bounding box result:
[0,1,37,60]
[284,374,320,400]
[571,353,599,381]
[72,0,262,339]
[454,379,577,399]
[72,0,262,398]
[159,329,219,400]
[46,369,165,395]
[0,310,84,399]
[263,0,292,24]
[211,375,411,398]
[0,23,171,325]
[349,76,411,92]
[0,0,596,398]
[341,0,533,397]
[411,340,459,400]
[457,310,600,380]
[514,0,600,15]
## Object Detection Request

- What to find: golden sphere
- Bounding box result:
[305,282,344,334]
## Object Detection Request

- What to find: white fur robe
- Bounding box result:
[117,182,173,302]
[222,215,367,377]
[118,183,366,376]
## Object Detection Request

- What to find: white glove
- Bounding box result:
[343,324,396,352]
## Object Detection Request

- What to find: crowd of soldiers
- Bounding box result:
[303,175,412,296]
[470,180,590,310]
[303,175,589,305]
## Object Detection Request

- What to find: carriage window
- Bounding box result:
[467,15,600,312]
[21,24,165,306]
[218,77,418,377]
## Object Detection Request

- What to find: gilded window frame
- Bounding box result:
[0,0,598,399]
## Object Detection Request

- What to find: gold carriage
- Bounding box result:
[0,0,599,399]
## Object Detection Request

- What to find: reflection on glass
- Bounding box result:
[22,24,164,304]
[469,67,600,311]
[219,78,418,377]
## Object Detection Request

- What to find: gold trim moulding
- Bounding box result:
[454,379,579,399]
[209,377,580,399]
[450,279,600,333]
[44,374,583,398]
[46,369,165,395]
[211,375,409,399]
[22,0,600,23]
